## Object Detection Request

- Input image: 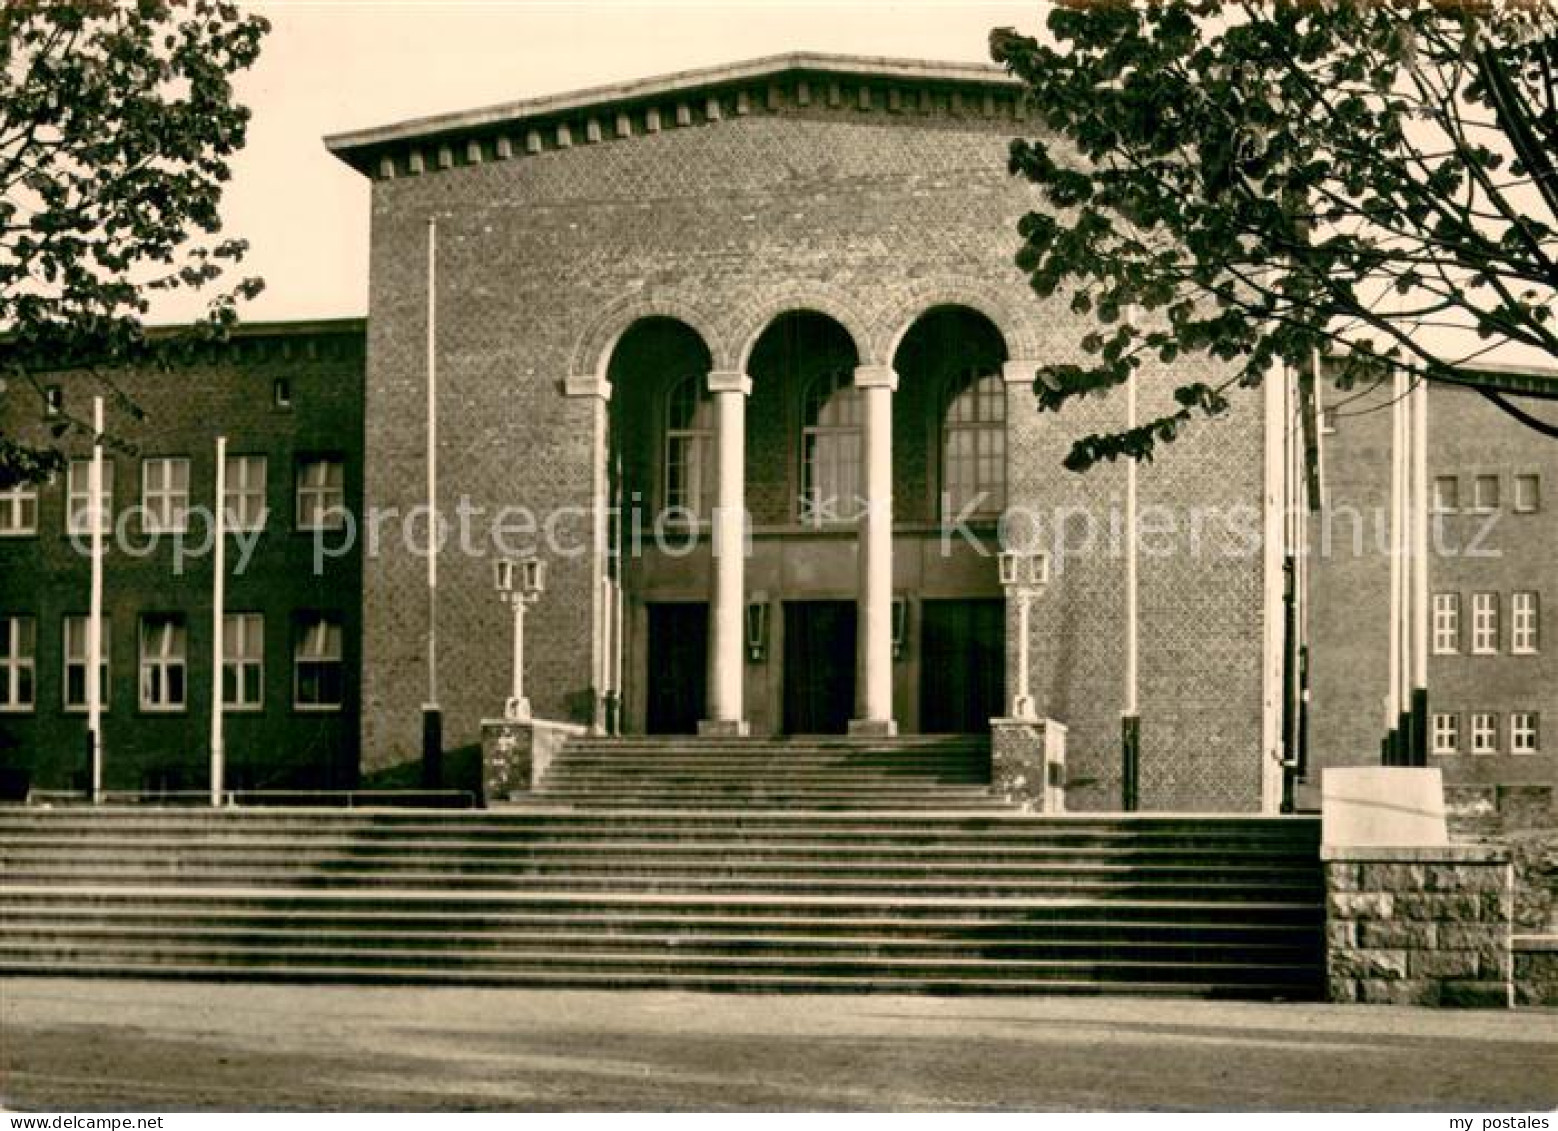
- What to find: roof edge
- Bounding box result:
[324,52,1013,160]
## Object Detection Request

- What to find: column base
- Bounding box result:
[697,719,750,738]
[847,718,898,738]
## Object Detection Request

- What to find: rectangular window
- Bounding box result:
[1431,712,1459,755]
[66,459,116,536]
[63,616,111,712]
[1471,592,1499,655]
[1511,712,1539,755]
[223,612,264,710]
[223,455,268,532]
[1514,474,1540,514]
[141,457,191,533]
[0,616,36,711]
[296,459,346,531]
[1472,474,1500,512]
[1432,476,1459,513]
[294,614,343,710]
[1470,712,1499,755]
[1432,593,1461,655]
[1512,591,1539,655]
[0,486,39,536]
[139,614,187,711]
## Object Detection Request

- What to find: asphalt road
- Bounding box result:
[1,978,1554,1111]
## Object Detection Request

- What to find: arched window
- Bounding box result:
[800,368,862,525]
[663,374,715,518]
[941,371,1006,517]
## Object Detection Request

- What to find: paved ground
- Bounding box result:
[1,978,1555,1111]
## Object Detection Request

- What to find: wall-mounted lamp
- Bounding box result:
[891,595,909,659]
[745,596,769,662]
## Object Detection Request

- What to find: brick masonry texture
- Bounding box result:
[1308,381,1557,812]
[354,76,1267,808]
[0,325,365,792]
[1325,849,1514,1007]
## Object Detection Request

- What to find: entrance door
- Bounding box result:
[920,599,1005,733]
[783,601,857,735]
[645,602,708,734]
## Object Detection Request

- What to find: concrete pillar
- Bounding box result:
[700,369,752,737]
[850,363,897,737]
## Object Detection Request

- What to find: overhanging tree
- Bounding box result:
[992,0,1558,470]
[0,0,268,487]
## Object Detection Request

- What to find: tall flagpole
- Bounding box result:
[422,216,442,787]
[210,435,227,806]
[1122,364,1140,812]
[88,396,105,804]
[1410,375,1430,765]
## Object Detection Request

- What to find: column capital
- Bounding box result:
[563,373,612,401]
[707,370,753,396]
[1002,359,1041,386]
[853,364,898,391]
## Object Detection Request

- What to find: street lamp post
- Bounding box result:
[495,556,546,722]
[998,550,1049,722]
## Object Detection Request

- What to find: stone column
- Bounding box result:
[850,363,897,737]
[699,369,752,737]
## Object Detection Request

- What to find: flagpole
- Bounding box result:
[1410,375,1430,765]
[422,215,442,787]
[88,396,105,804]
[1122,364,1140,812]
[210,435,226,806]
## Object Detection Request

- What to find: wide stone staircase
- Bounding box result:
[0,736,1326,997]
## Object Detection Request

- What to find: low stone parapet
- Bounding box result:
[479,717,587,805]
[1324,844,1513,1008]
[989,717,1065,813]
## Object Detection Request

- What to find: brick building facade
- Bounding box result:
[0,321,365,794]
[3,55,1548,818]
[327,54,1279,812]
[1308,375,1557,819]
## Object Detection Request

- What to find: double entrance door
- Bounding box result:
[643,598,1003,736]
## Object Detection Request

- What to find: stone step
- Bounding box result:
[0,870,1321,900]
[0,939,1321,983]
[0,885,1326,923]
[0,924,1322,967]
[0,836,1319,866]
[0,905,1323,941]
[0,957,1322,998]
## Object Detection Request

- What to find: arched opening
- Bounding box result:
[605,317,713,736]
[744,310,861,528]
[891,306,1009,734]
[891,305,1009,524]
[746,311,861,733]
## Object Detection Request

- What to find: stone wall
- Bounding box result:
[1324,845,1513,1007]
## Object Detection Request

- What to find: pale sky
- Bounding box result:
[170,0,1038,325]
